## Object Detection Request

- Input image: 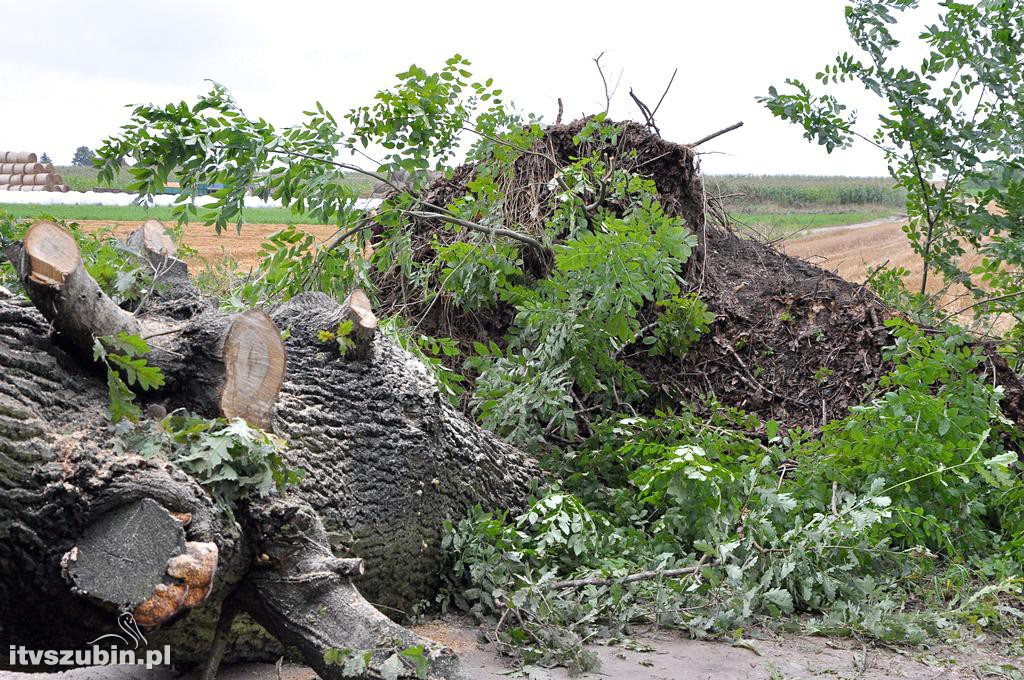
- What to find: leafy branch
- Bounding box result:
[92,332,165,422]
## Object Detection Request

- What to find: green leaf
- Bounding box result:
[763,588,794,614]
[380,654,404,680]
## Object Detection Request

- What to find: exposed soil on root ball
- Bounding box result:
[370,118,1024,433]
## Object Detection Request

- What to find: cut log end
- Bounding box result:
[11,221,139,354]
[127,219,177,258]
[340,288,378,359]
[22,220,81,287]
[125,219,190,286]
[221,310,286,429]
[63,499,186,611]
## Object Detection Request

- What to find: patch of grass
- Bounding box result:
[54,166,376,195]
[56,165,136,192]
[732,209,899,240]
[0,203,320,225]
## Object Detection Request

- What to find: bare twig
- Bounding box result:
[401,210,550,256]
[629,89,660,136]
[322,215,379,251]
[651,68,679,118]
[262,147,403,194]
[593,52,612,114]
[691,122,745,148]
[939,289,1024,323]
[546,555,716,590]
[712,336,810,407]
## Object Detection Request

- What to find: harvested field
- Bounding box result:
[72,219,336,268]
[781,219,910,283]
[781,219,1009,330]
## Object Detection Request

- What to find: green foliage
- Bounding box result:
[466,156,703,449]
[119,410,303,507]
[379,317,466,404]
[795,319,1022,554]
[0,213,152,305]
[434,239,522,311]
[647,294,714,357]
[442,323,1024,667]
[92,333,165,422]
[347,54,499,182]
[318,319,356,356]
[93,61,714,446]
[323,643,429,679]
[0,212,27,287]
[231,225,370,308]
[759,0,1024,339]
[72,145,95,167]
[866,264,936,323]
[96,84,364,234]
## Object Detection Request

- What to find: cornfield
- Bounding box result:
[706,175,906,210]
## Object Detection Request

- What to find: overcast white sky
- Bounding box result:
[1,0,918,175]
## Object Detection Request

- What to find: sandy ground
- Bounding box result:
[74,219,337,269]
[781,218,912,280]
[1,619,1017,679]
[781,217,1015,331]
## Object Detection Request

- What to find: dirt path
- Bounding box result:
[780,218,911,280]
[781,217,1018,332]
[2,619,1016,679]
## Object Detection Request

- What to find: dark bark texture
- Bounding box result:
[270,292,535,614]
[0,290,245,653]
[0,281,535,678]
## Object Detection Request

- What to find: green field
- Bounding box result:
[3,175,906,236]
[0,203,319,225]
[730,208,899,240]
[699,175,904,239]
[56,167,900,211]
[54,166,377,195]
[56,165,137,192]
[706,174,905,211]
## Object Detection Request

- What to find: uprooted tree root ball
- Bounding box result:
[379,118,1024,433]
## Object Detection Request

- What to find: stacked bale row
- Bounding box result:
[0,152,70,192]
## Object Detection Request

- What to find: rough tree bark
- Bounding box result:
[0,222,536,678]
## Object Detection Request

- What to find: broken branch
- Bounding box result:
[546,556,717,590]
[691,121,745,148]
[401,209,551,257]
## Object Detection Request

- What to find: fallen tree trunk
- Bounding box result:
[0,221,536,677]
[5,221,286,428]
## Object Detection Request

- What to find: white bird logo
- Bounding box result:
[87,612,148,649]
